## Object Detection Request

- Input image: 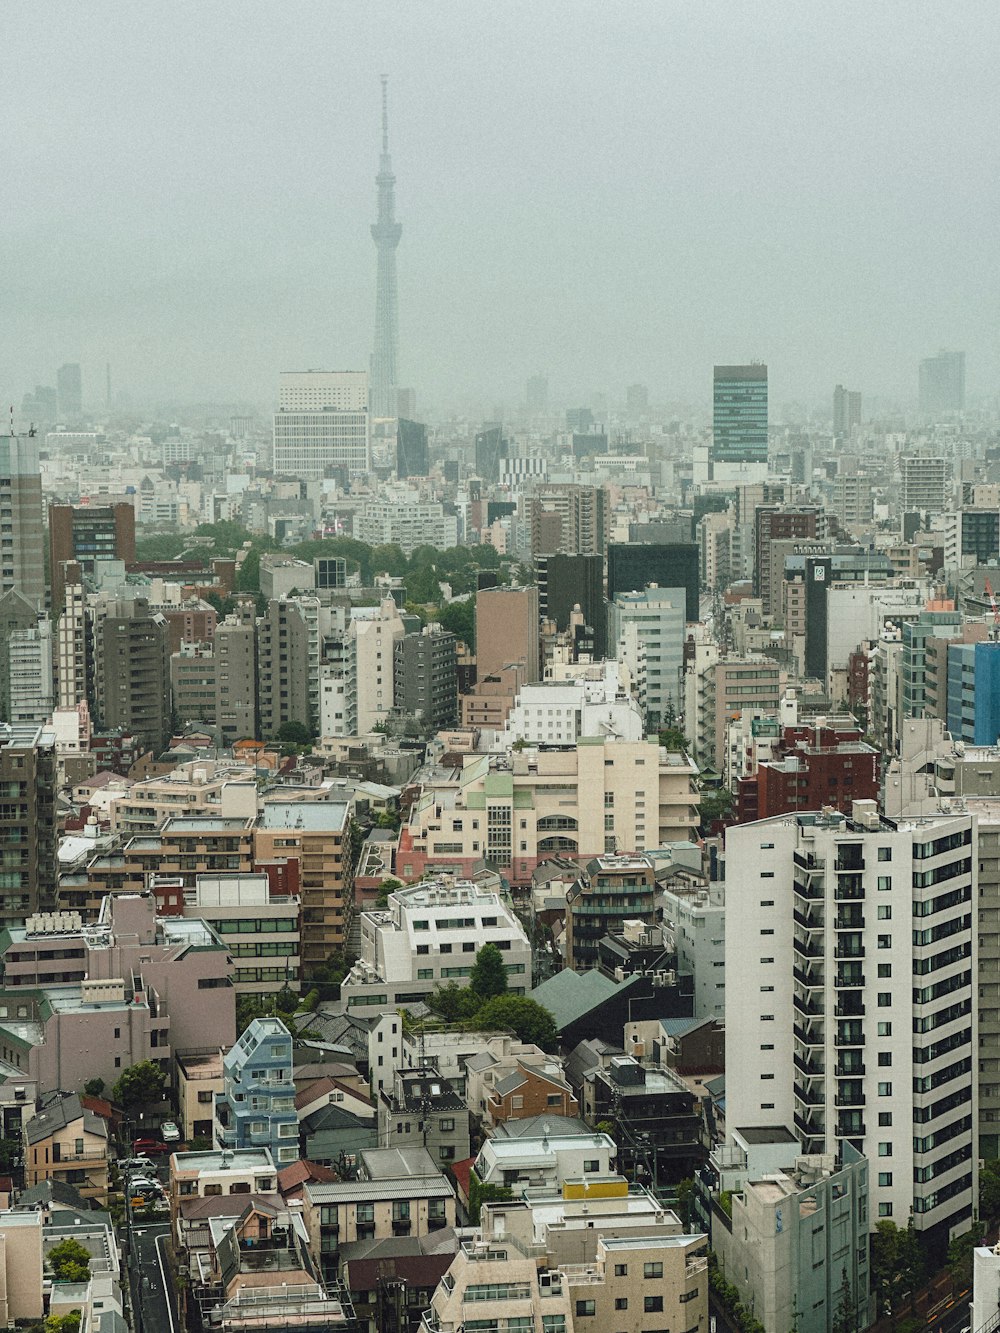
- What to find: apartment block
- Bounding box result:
[0,724,57,928]
[725,802,976,1245]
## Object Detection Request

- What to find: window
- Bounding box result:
[878,1082,893,1096]
[614,1298,628,1310]
[761,1043,774,1051]
[761,928,774,936]
[878,964,892,978]
[878,847,892,862]
[760,957,774,964]
[878,1112,893,1127]
[416,944,430,955]
[878,993,891,1006]
[414,920,430,931]
[877,1022,892,1036]
[878,905,892,920]
[761,899,774,907]
[878,1172,893,1187]
[878,1142,893,1157]
[584,1159,599,1172]
[643,1262,663,1279]
[879,1202,893,1217]
[575,1301,595,1318]
[878,876,892,891]
[761,1014,774,1021]
[439,1118,455,1131]
[760,985,774,993]
[878,1052,892,1066]
[644,1296,664,1313]
[613,1264,628,1276]
[878,935,891,949]
[761,1073,774,1080]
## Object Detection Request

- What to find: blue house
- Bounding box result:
[215,1017,299,1164]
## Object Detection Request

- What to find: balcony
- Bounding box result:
[793,905,824,932]
[835,972,865,989]
[834,943,864,960]
[836,1062,865,1078]
[835,877,865,901]
[793,964,824,990]
[834,1001,865,1018]
[835,1120,866,1139]
[793,936,823,959]
[793,993,824,1017]
[793,1023,823,1048]
[793,1110,824,1139]
[834,1031,865,1047]
[835,1091,866,1108]
[834,914,865,930]
[793,876,824,902]
[795,1086,824,1107]
[793,1051,825,1078]
[835,850,865,872]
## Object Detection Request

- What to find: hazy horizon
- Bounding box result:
[3,1,998,415]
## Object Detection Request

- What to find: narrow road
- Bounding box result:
[129,1222,176,1333]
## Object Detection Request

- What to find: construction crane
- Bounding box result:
[985,577,1000,641]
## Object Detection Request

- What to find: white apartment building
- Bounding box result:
[354,489,458,555]
[273,370,370,477]
[8,623,53,724]
[351,598,405,734]
[660,879,725,1021]
[183,872,300,997]
[610,586,687,730]
[55,581,88,710]
[343,877,532,1009]
[503,674,644,747]
[725,800,976,1244]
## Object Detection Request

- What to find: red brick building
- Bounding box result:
[736,720,879,822]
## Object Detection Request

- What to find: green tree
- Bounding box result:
[426,982,481,1023]
[374,877,403,910]
[870,1218,926,1317]
[657,726,690,752]
[276,719,313,747]
[45,1314,81,1333]
[699,786,734,832]
[438,599,475,649]
[48,1238,92,1283]
[832,1267,856,1333]
[948,1220,985,1289]
[83,1078,105,1098]
[981,1159,1000,1221]
[112,1061,166,1115]
[675,1176,695,1228]
[474,995,558,1051]
[469,944,509,1001]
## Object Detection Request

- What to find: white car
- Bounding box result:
[160,1121,181,1143]
[119,1156,155,1174]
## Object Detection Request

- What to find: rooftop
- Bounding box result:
[258,801,349,831]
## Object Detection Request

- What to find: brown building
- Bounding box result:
[753,507,821,614]
[48,502,135,615]
[475,586,539,683]
[256,599,311,741]
[483,1055,579,1127]
[93,598,171,755]
[459,663,525,729]
[161,601,217,654]
[255,799,352,978]
[24,1092,109,1204]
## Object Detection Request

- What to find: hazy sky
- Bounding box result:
[3,1,998,414]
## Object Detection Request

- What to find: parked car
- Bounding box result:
[118,1156,155,1174]
[133,1138,172,1156]
[160,1121,181,1143]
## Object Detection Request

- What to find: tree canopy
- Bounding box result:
[112,1061,167,1115]
[474,995,558,1051]
[48,1239,92,1283]
[469,944,509,1001]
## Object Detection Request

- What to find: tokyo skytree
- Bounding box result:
[370,75,402,420]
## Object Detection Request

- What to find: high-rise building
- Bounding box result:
[370,76,402,420]
[607,542,699,623]
[0,590,40,721]
[474,425,506,482]
[56,363,82,418]
[626,382,649,415]
[753,506,820,611]
[832,384,862,437]
[48,502,136,615]
[610,587,687,728]
[256,599,311,740]
[272,370,370,478]
[525,374,548,414]
[0,434,45,610]
[94,599,172,755]
[725,803,977,1246]
[901,455,948,513]
[565,406,594,433]
[476,586,540,684]
[55,571,89,710]
[536,552,606,659]
[7,620,54,725]
[529,484,606,557]
[215,601,258,743]
[712,363,768,481]
[0,723,57,928]
[351,598,406,734]
[919,350,965,415]
[947,640,1000,745]
[396,417,429,478]
[396,387,416,419]
[393,626,458,730]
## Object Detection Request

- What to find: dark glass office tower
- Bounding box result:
[607,543,699,623]
[396,418,429,478]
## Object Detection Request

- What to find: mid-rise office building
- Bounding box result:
[832,383,862,437]
[352,598,406,734]
[272,370,370,477]
[48,502,135,615]
[215,601,258,743]
[56,363,83,417]
[354,494,458,554]
[712,363,768,481]
[610,586,687,729]
[256,599,311,740]
[528,484,607,557]
[0,724,57,927]
[566,855,656,970]
[901,455,948,513]
[725,802,977,1246]
[474,425,506,482]
[537,552,606,659]
[947,640,1000,745]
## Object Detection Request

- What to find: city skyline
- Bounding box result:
[2,2,998,412]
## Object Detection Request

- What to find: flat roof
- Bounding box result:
[259,801,349,831]
[736,1126,798,1145]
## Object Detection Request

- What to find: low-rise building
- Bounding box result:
[215,1018,298,1165]
[177,1051,225,1144]
[377,1066,471,1169]
[343,877,531,1009]
[472,1127,617,1195]
[420,1239,573,1333]
[565,855,656,972]
[25,1092,109,1204]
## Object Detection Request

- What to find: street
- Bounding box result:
[128,1222,176,1333]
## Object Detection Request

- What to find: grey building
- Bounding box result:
[256,599,312,740]
[919,349,965,415]
[215,600,258,743]
[94,598,171,754]
[377,1066,470,1170]
[57,363,83,418]
[393,626,457,730]
[0,723,57,927]
[0,434,45,610]
[396,418,429,478]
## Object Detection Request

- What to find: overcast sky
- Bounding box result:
[3,1,998,414]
